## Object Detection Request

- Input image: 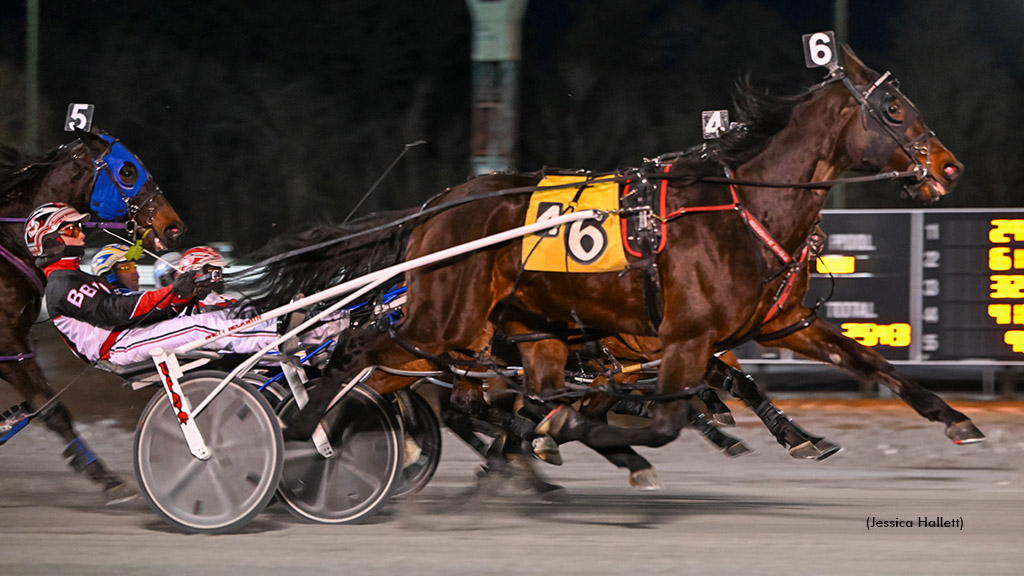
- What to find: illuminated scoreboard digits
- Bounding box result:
[987,219,1024,354]
[734,209,1024,364]
[921,213,1024,361]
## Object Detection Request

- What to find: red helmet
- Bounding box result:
[179,246,227,273]
[24,202,91,257]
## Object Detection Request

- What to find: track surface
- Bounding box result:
[2,325,1022,574]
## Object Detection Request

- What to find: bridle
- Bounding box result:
[830,65,937,197]
[88,134,167,244]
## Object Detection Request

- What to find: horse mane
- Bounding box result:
[0,143,74,205]
[230,207,421,312]
[666,75,813,183]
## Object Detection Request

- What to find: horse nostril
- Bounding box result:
[942,162,962,181]
[165,225,183,240]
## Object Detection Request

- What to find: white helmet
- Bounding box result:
[90,244,133,277]
[153,252,182,287]
[179,246,227,273]
[24,202,91,257]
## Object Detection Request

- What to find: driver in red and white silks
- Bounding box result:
[26,203,279,365]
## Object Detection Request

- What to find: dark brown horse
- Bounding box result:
[0,129,185,503]
[287,45,981,458]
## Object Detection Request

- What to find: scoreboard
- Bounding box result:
[734,209,1024,365]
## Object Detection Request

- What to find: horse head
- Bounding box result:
[76,129,186,250]
[837,45,963,203]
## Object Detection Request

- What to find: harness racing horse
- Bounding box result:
[237,211,767,491]
[287,45,982,461]
[0,129,185,503]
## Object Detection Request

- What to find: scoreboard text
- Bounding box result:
[735,209,1024,364]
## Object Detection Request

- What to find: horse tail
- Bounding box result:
[229,207,421,312]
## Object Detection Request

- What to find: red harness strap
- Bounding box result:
[660,168,812,328]
[760,244,810,325]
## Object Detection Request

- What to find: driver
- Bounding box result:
[90,243,140,293]
[25,202,343,366]
[177,245,236,311]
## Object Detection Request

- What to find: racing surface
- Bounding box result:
[2,325,1023,575]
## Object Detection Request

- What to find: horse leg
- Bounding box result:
[689,408,754,457]
[764,319,984,444]
[696,387,735,426]
[537,338,709,449]
[0,352,136,504]
[438,383,494,458]
[517,337,674,487]
[704,357,840,460]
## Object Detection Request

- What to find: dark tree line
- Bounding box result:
[2,0,1022,253]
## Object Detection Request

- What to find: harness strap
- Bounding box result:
[0,243,44,295]
[760,245,810,324]
[661,166,823,345]
[756,309,818,343]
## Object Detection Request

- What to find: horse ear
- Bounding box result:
[74,128,112,157]
[840,44,876,83]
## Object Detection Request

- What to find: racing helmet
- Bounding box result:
[153,252,182,287]
[179,246,227,273]
[90,243,133,277]
[24,202,91,257]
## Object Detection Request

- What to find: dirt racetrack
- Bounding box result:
[1,324,1023,575]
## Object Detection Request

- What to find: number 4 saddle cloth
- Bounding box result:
[521,172,668,273]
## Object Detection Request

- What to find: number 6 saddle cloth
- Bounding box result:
[522,173,668,273]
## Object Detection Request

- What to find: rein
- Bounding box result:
[243,164,918,273]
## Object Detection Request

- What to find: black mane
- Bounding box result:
[0,143,74,205]
[667,77,813,182]
[230,207,420,312]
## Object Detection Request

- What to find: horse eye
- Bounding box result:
[883,98,905,123]
[118,163,138,186]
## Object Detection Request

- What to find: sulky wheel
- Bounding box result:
[239,371,289,412]
[390,388,442,498]
[133,370,284,534]
[276,380,403,523]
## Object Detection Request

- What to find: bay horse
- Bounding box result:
[0,129,185,503]
[286,45,982,459]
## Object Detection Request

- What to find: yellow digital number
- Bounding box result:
[990,219,1024,243]
[840,323,911,347]
[989,247,1024,271]
[1005,331,1024,354]
[990,275,1024,299]
[988,304,1024,325]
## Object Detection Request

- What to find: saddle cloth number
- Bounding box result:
[522,175,627,273]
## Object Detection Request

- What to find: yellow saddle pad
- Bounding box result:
[521,175,627,273]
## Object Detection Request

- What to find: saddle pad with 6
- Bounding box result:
[521,175,627,273]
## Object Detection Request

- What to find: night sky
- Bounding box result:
[2,0,1022,249]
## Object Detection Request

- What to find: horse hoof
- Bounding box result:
[724,441,753,457]
[535,405,585,442]
[532,435,563,466]
[403,434,422,469]
[946,420,985,444]
[712,412,736,427]
[789,438,842,460]
[629,468,663,491]
[103,482,139,506]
